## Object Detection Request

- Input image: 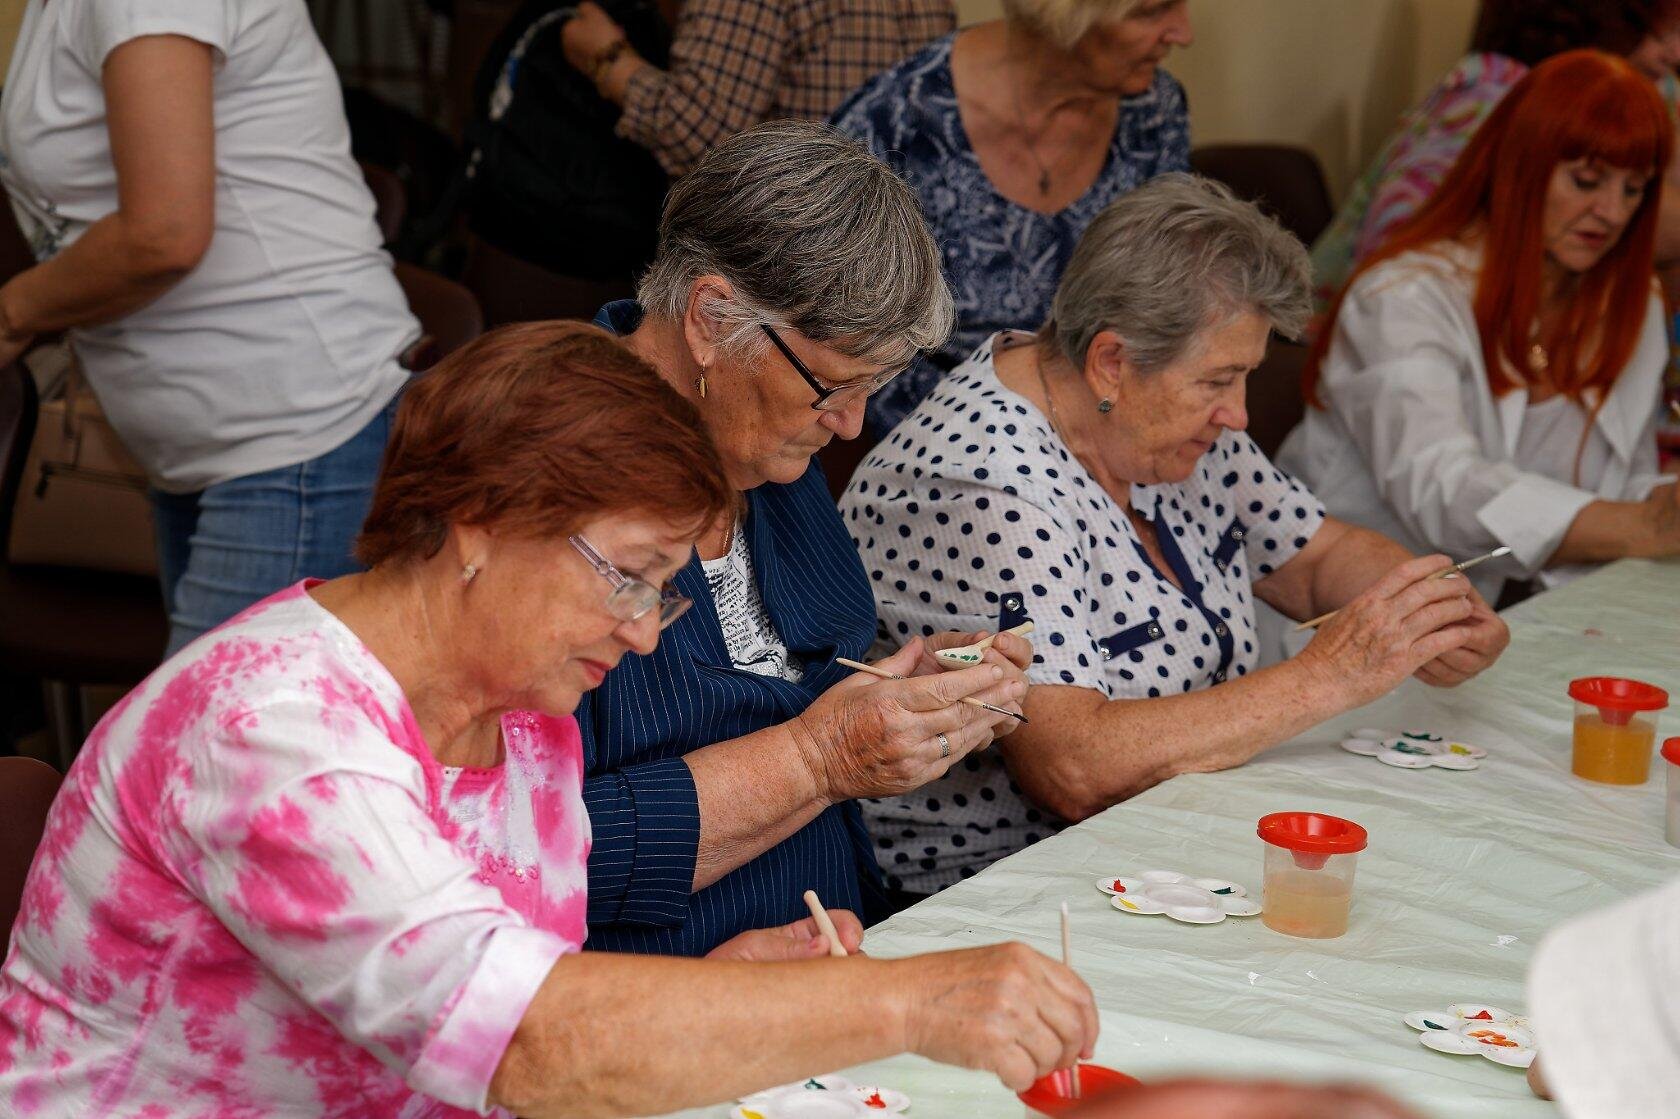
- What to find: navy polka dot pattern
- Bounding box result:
[840,334,1327,892]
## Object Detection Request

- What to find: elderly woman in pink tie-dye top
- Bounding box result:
[0,322,1098,1118]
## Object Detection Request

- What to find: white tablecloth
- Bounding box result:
[656,558,1680,1119]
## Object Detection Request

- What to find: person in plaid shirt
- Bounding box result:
[561,0,954,177]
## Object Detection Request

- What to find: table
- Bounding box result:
[660,558,1680,1119]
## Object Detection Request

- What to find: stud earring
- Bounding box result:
[1097,398,1114,414]
[461,563,478,585]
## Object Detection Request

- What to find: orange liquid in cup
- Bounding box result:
[1572,714,1656,785]
[1261,869,1351,939]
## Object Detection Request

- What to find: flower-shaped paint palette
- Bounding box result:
[1404,1004,1536,1069]
[1342,728,1488,771]
[735,1076,910,1118]
[1095,870,1263,924]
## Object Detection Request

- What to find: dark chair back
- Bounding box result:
[359,160,408,245]
[0,756,63,940]
[394,262,484,370]
[1190,145,1335,247]
[817,436,873,504]
[0,197,35,290]
[1247,339,1309,460]
[0,363,38,548]
[460,236,633,327]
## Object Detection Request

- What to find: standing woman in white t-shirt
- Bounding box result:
[0,0,421,653]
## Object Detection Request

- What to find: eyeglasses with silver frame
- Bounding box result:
[569,534,692,629]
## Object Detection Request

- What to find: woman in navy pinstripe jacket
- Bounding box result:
[577,120,1035,957]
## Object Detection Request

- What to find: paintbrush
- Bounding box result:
[1293,546,1513,632]
[1060,901,1081,1100]
[835,657,1028,723]
[803,889,847,958]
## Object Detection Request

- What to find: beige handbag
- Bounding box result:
[8,345,158,577]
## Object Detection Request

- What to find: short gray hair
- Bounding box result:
[1045,173,1312,373]
[637,120,954,368]
[1002,0,1140,51]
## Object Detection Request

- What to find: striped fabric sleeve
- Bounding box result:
[581,757,702,927]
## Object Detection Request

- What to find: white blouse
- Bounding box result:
[1278,243,1669,601]
[841,335,1326,893]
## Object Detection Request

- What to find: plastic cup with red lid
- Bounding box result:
[1567,677,1668,785]
[1664,738,1680,848]
[1256,812,1367,940]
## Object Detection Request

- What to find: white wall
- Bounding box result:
[952,0,1480,198]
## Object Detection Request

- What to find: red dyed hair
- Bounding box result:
[1306,50,1673,409]
[357,321,732,566]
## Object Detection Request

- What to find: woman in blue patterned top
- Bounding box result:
[579,121,1033,956]
[831,0,1195,434]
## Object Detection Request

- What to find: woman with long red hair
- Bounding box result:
[1279,50,1680,606]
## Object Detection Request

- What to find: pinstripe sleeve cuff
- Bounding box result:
[582,757,700,928]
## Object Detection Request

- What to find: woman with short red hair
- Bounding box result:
[0,322,1096,1117]
[1281,51,1680,607]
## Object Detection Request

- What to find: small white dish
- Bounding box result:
[1404,1004,1535,1069]
[1342,728,1488,771]
[732,1096,870,1119]
[742,1076,855,1106]
[1094,870,1261,925]
[933,622,1035,669]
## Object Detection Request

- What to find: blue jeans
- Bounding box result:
[151,395,401,655]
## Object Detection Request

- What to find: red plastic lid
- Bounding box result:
[1568,677,1669,713]
[1257,811,1368,855]
[1019,1066,1142,1115]
[1663,738,1680,767]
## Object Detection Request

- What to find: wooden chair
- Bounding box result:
[0,365,168,767]
[1247,339,1310,460]
[1190,144,1335,247]
[359,160,408,245]
[0,753,65,937]
[395,262,484,368]
[460,237,633,328]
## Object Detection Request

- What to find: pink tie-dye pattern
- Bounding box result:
[0,583,590,1117]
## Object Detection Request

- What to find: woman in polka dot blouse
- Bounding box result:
[843,175,1511,897]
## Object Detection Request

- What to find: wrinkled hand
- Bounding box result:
[706,910,864,962]
[1645,482,1680,556]
[1296,554,1477,708]
[792,640,1027,803]
[559,2,625,73]
[1066,1078,1422,1118]
[918,631,1032,740]
[896,942,1098,1093]
[1413,584,1508,687]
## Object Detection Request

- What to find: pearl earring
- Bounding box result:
[461,563,478,585]
[1097,398,1114,414]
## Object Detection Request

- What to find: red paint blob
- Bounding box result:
[1467,1010,1493,1020]
[865,1091,887,1109]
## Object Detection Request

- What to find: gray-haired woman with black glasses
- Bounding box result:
[578,120,1035,954]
